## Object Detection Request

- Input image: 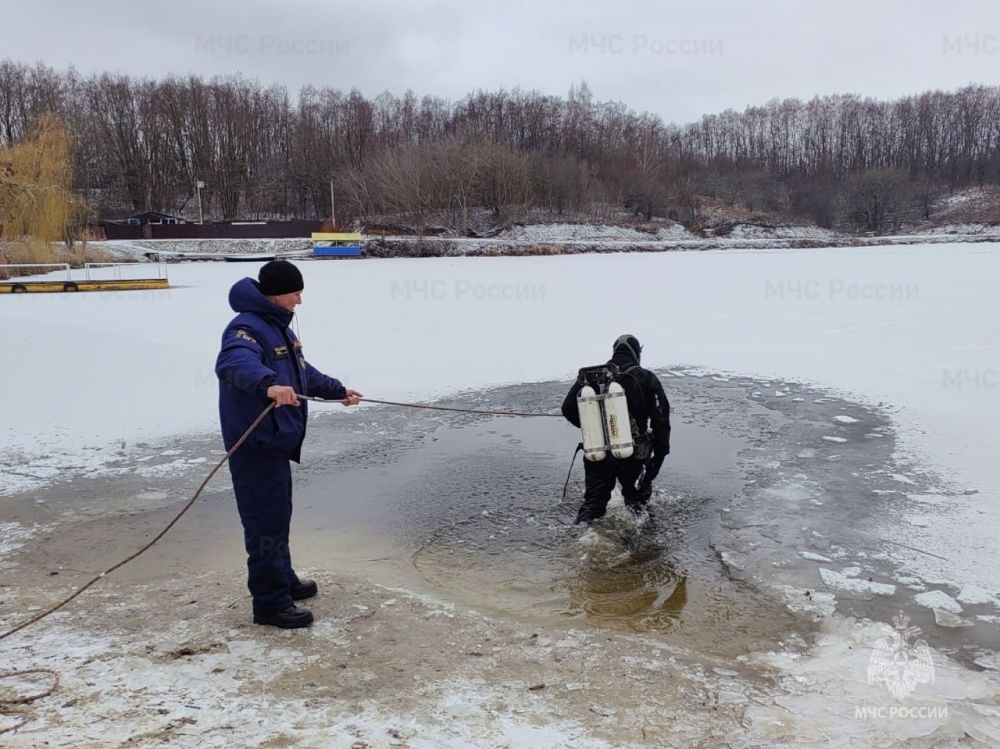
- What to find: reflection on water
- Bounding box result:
[574,570,689,625]
[406,462,801,657]
[569,508,689,629]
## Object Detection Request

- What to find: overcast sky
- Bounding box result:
[2,0,999,122]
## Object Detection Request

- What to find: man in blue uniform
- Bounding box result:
[216,260,362,628]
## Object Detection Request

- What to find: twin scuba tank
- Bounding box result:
[576,364,634,461]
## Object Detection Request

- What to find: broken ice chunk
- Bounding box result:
[915,590,962,614]
[819,568,896,596]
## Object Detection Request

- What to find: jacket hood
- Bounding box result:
[611,333,641,368]
[228,277,294,326]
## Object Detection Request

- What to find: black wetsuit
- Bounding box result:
[561,348,671,524]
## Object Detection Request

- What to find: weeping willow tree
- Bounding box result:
[0,113,88,270]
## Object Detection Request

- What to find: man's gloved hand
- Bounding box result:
[646,447,667,481]
[635,474,653,503]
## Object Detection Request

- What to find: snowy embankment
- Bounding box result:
[915,223,1000,236]
[96,237,313,260]
[498,222,696,242]
[89,220,1000,262]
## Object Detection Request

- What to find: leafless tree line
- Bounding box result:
[3,60,999,232]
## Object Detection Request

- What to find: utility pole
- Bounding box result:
[196,180,205,224]
[329,179,336,229]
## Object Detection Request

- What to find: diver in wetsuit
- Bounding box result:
[561,335,671,524]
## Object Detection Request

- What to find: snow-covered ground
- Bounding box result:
[96,237,313,259]
[3,242,1000,745]
[87,220,1000,265]
[937,189,991,211]
[726,223,845,241]
[498,222,696,242]
[915,223,1000,236]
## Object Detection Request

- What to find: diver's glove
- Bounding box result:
[635,475,653,503]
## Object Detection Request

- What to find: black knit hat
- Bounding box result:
[258,260,304,296]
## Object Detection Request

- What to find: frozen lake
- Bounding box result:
[2,244,998,587]
[2,244,1000,744]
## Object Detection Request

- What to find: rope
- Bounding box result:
[0,713,27,736]
[0,668,59,736]
[0,394,562,642]
[0,403,276,643]
[0,669,59,706]
[299,394,563,419]
[0,391,568,734]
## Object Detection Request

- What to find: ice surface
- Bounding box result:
[776,584,837,619]
[958,585,999,606]
[915,590,962,613]
[0,521,36,555]
[747,616,1000,746]
[975,653,1000,670]
[834,415,860,424]
[2,243,999,596]
[819,568,896,596]
[800,551,833,563]
[933,609,974,628]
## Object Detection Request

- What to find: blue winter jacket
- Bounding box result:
[216,277,347,461]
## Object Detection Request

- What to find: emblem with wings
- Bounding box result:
[867,612,934,700]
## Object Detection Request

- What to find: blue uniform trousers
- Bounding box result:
[228,449,301,614]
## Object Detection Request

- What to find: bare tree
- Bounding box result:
[2,58,1000,232]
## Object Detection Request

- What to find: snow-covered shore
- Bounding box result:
[81,220,1000,262]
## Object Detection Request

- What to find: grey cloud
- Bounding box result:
[2,0,998,122]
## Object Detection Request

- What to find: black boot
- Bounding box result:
[290,579,318,601]
[253,604,314,629]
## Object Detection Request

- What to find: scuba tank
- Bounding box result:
[606,381,634,459]
[578,384,607,461]
[575,364,635,461]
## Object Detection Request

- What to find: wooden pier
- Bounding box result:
[0,263,170,294]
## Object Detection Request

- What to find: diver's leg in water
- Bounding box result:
[619,459,648,514]
[576,459,615,524]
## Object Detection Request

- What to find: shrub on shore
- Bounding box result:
[0,240,111,280]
